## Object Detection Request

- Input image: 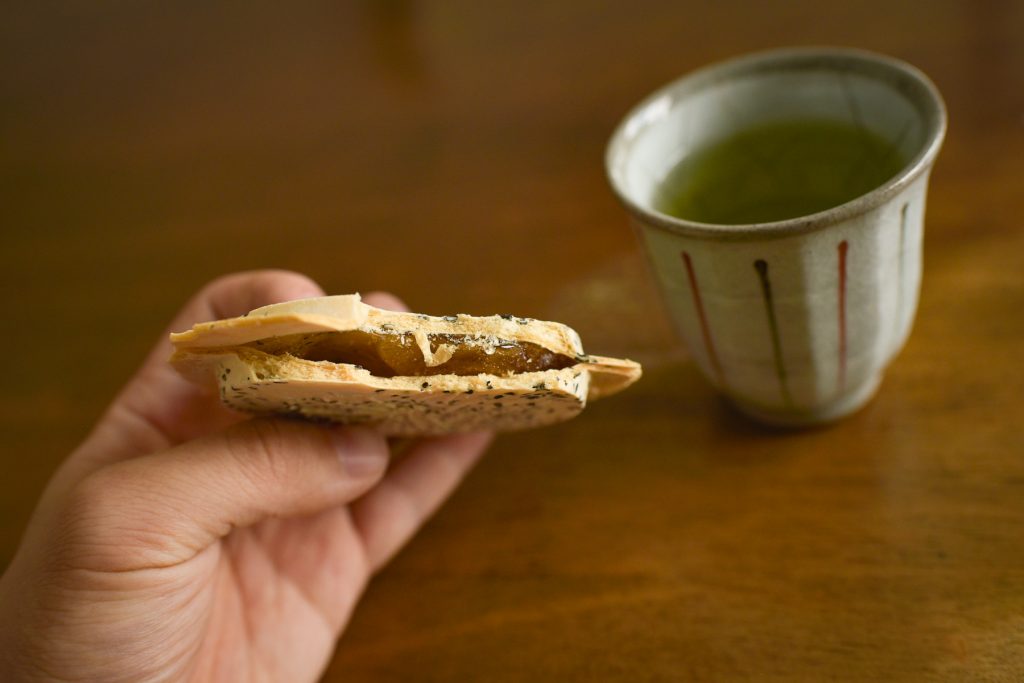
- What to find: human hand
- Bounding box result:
[0,270,492,682]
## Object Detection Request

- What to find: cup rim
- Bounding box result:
[605,46,947,240]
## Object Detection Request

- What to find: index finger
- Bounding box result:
[75,270,326,468]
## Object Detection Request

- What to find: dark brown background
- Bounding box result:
[3,1,1023,680]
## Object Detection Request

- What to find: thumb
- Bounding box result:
[60,420,389,573]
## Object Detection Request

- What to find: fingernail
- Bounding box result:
[331,426,388,478]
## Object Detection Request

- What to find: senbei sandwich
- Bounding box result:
[170,295,641,436]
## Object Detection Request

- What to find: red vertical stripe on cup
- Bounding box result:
[681,251,725,386]
[895,202,909,344]
[838,240,849,392]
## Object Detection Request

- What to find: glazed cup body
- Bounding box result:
[606,47,946,425]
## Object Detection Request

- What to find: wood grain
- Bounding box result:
[3,1,1023,680]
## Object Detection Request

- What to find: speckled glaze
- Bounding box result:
[607,48,946,425]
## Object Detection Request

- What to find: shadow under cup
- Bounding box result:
[606,48,946,426]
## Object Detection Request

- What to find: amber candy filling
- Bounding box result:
[244,331,576,378]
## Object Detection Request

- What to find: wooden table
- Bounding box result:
[3,1,1023,680]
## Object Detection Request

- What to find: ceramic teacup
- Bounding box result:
[606,47,946,426]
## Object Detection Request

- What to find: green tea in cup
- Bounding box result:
[653,118,907,225]
[606,48,946,425]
